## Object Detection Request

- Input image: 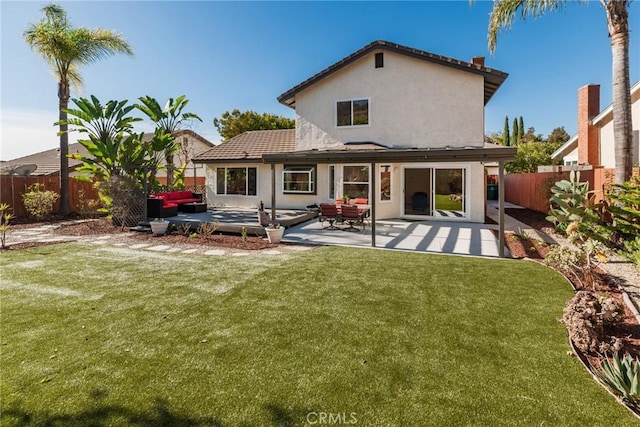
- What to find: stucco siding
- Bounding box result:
[598,89,640,168]
[294,50,485,151]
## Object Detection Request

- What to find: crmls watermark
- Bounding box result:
[306,412,357,425]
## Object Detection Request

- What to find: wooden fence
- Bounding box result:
[0,175,207,218]
[504,168,616,214]
[0,176,100,218]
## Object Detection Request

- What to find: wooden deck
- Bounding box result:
[157,208,317,236]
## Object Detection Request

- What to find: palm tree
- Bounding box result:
[134,95,202,188]
[485,0,633,183]
[24,3,133,215]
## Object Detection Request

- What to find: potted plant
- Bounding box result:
[150,218,169,236]
[342,194,349,204]
[265,223,284,244]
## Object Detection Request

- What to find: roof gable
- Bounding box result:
[278,40,508,107]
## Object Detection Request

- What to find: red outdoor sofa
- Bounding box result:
[147,190,203,218]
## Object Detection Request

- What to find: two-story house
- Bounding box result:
[195,40,515,224]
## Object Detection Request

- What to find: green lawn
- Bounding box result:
[1,243,635,426]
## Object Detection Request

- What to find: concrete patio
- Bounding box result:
[283,218,506,258]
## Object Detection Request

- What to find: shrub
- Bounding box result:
[97,176,144,228]
[0,203,14,249]
[197,221,219,238]
[562,291,623,354]
[547,171,599,234]
[594,352,640,410]
[21,183,59,219]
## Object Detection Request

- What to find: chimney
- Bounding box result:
[577,84,600,165]
[471,56,485,67]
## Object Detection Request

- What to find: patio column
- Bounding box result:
[270,163,277,226]
[370,161,376,247]
[498,160,505,258]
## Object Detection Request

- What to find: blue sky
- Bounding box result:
[1,0,638,160]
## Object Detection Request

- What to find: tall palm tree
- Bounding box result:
[24,3,133,215]
[485,0,633,183]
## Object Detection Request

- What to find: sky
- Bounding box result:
[1,0,639,161]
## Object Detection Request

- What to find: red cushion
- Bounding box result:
[179,191,192,199]
[164,202,178,208]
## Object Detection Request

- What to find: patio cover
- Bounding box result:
[263,145,517,257]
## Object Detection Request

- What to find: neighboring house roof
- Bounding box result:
[592,80,640,127]
[551,80,640,160]
[278,40,509,107]
[0,143,87,176]
[551,134,578,159]
[0,130,213,176]
[193,129,295,163]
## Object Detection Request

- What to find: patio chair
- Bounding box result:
[340,204,362,232]
[319,203,340,230]
[411,192,428,212]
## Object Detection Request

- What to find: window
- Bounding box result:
[343,165,369,199]
[283,165,316,194]
[380,165,391,201]
[216,167,257,195]
[337,99,369,127]
[375,52,384,68]
[328,165,335,199]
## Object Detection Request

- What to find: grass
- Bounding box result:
[434,194,463,211]
[1,243,636,426]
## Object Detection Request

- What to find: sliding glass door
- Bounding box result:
[403,167,466,218]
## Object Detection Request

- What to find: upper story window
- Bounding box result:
[336,99,369,127]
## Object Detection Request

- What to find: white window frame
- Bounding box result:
[335,97,370,128]
[342,164,370,200]
[215,167,257,196]
[400,163,469,221]
[282,166,316,194]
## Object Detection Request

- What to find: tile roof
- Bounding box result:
[1,130,214,176]
[0,143,87,176]
[193,129,295,162]
[278,40,508,107]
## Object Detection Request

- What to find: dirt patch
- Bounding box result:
[505,207,554,232]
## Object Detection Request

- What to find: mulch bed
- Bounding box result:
[0,241,75,251]
[502,232,549,260]
[53,219,277,251]
[130,232,277,251]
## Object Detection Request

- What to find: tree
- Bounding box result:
[486,0,633,183]
[518,116,525,141]
[503,115,511,146]
[521,126,544,144]
[135,95,202,188]
[512,117,519,146]
[506,141,563,174]
[213,109,295,141]
[547,126,571,144]
[24,3,133,215]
